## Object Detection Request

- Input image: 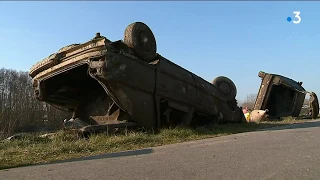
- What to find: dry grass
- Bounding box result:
[0,118,314,170]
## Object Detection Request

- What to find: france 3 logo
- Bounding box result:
[287,11,301,24]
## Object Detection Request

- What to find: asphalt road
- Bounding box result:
[2,120,320,180]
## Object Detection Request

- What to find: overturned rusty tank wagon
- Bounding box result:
[254,71,319,119]
[29,22,245,132]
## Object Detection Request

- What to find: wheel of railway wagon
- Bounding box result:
[212,76,237,101]
[124,22,157,63]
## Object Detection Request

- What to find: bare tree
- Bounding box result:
[240,94,257,110]
[0,68,71,138]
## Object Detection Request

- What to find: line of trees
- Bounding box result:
[0,68,70,139]
[239,94,257,110]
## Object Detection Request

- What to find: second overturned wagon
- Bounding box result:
[29,22,245,130]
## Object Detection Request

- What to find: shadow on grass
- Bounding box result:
[0,148,154,171]
[38,148,153,165]
[191,119,320,137]
[2,119,319,171]
[257,120,320,131]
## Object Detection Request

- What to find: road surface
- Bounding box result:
[1,120,320,180]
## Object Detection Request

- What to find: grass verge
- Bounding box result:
[0,118,314,170]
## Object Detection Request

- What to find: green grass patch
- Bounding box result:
[0,118,314,170]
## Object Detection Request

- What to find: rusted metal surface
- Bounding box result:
[254,71,318,118]
[29,23,244,130]
[309,92,319,119]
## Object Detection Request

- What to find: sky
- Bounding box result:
[0,1,319,101]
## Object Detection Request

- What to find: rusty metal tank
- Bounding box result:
[29,22,245,130]
[254,71,315,118]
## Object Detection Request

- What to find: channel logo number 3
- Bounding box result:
[293,11,301,24]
